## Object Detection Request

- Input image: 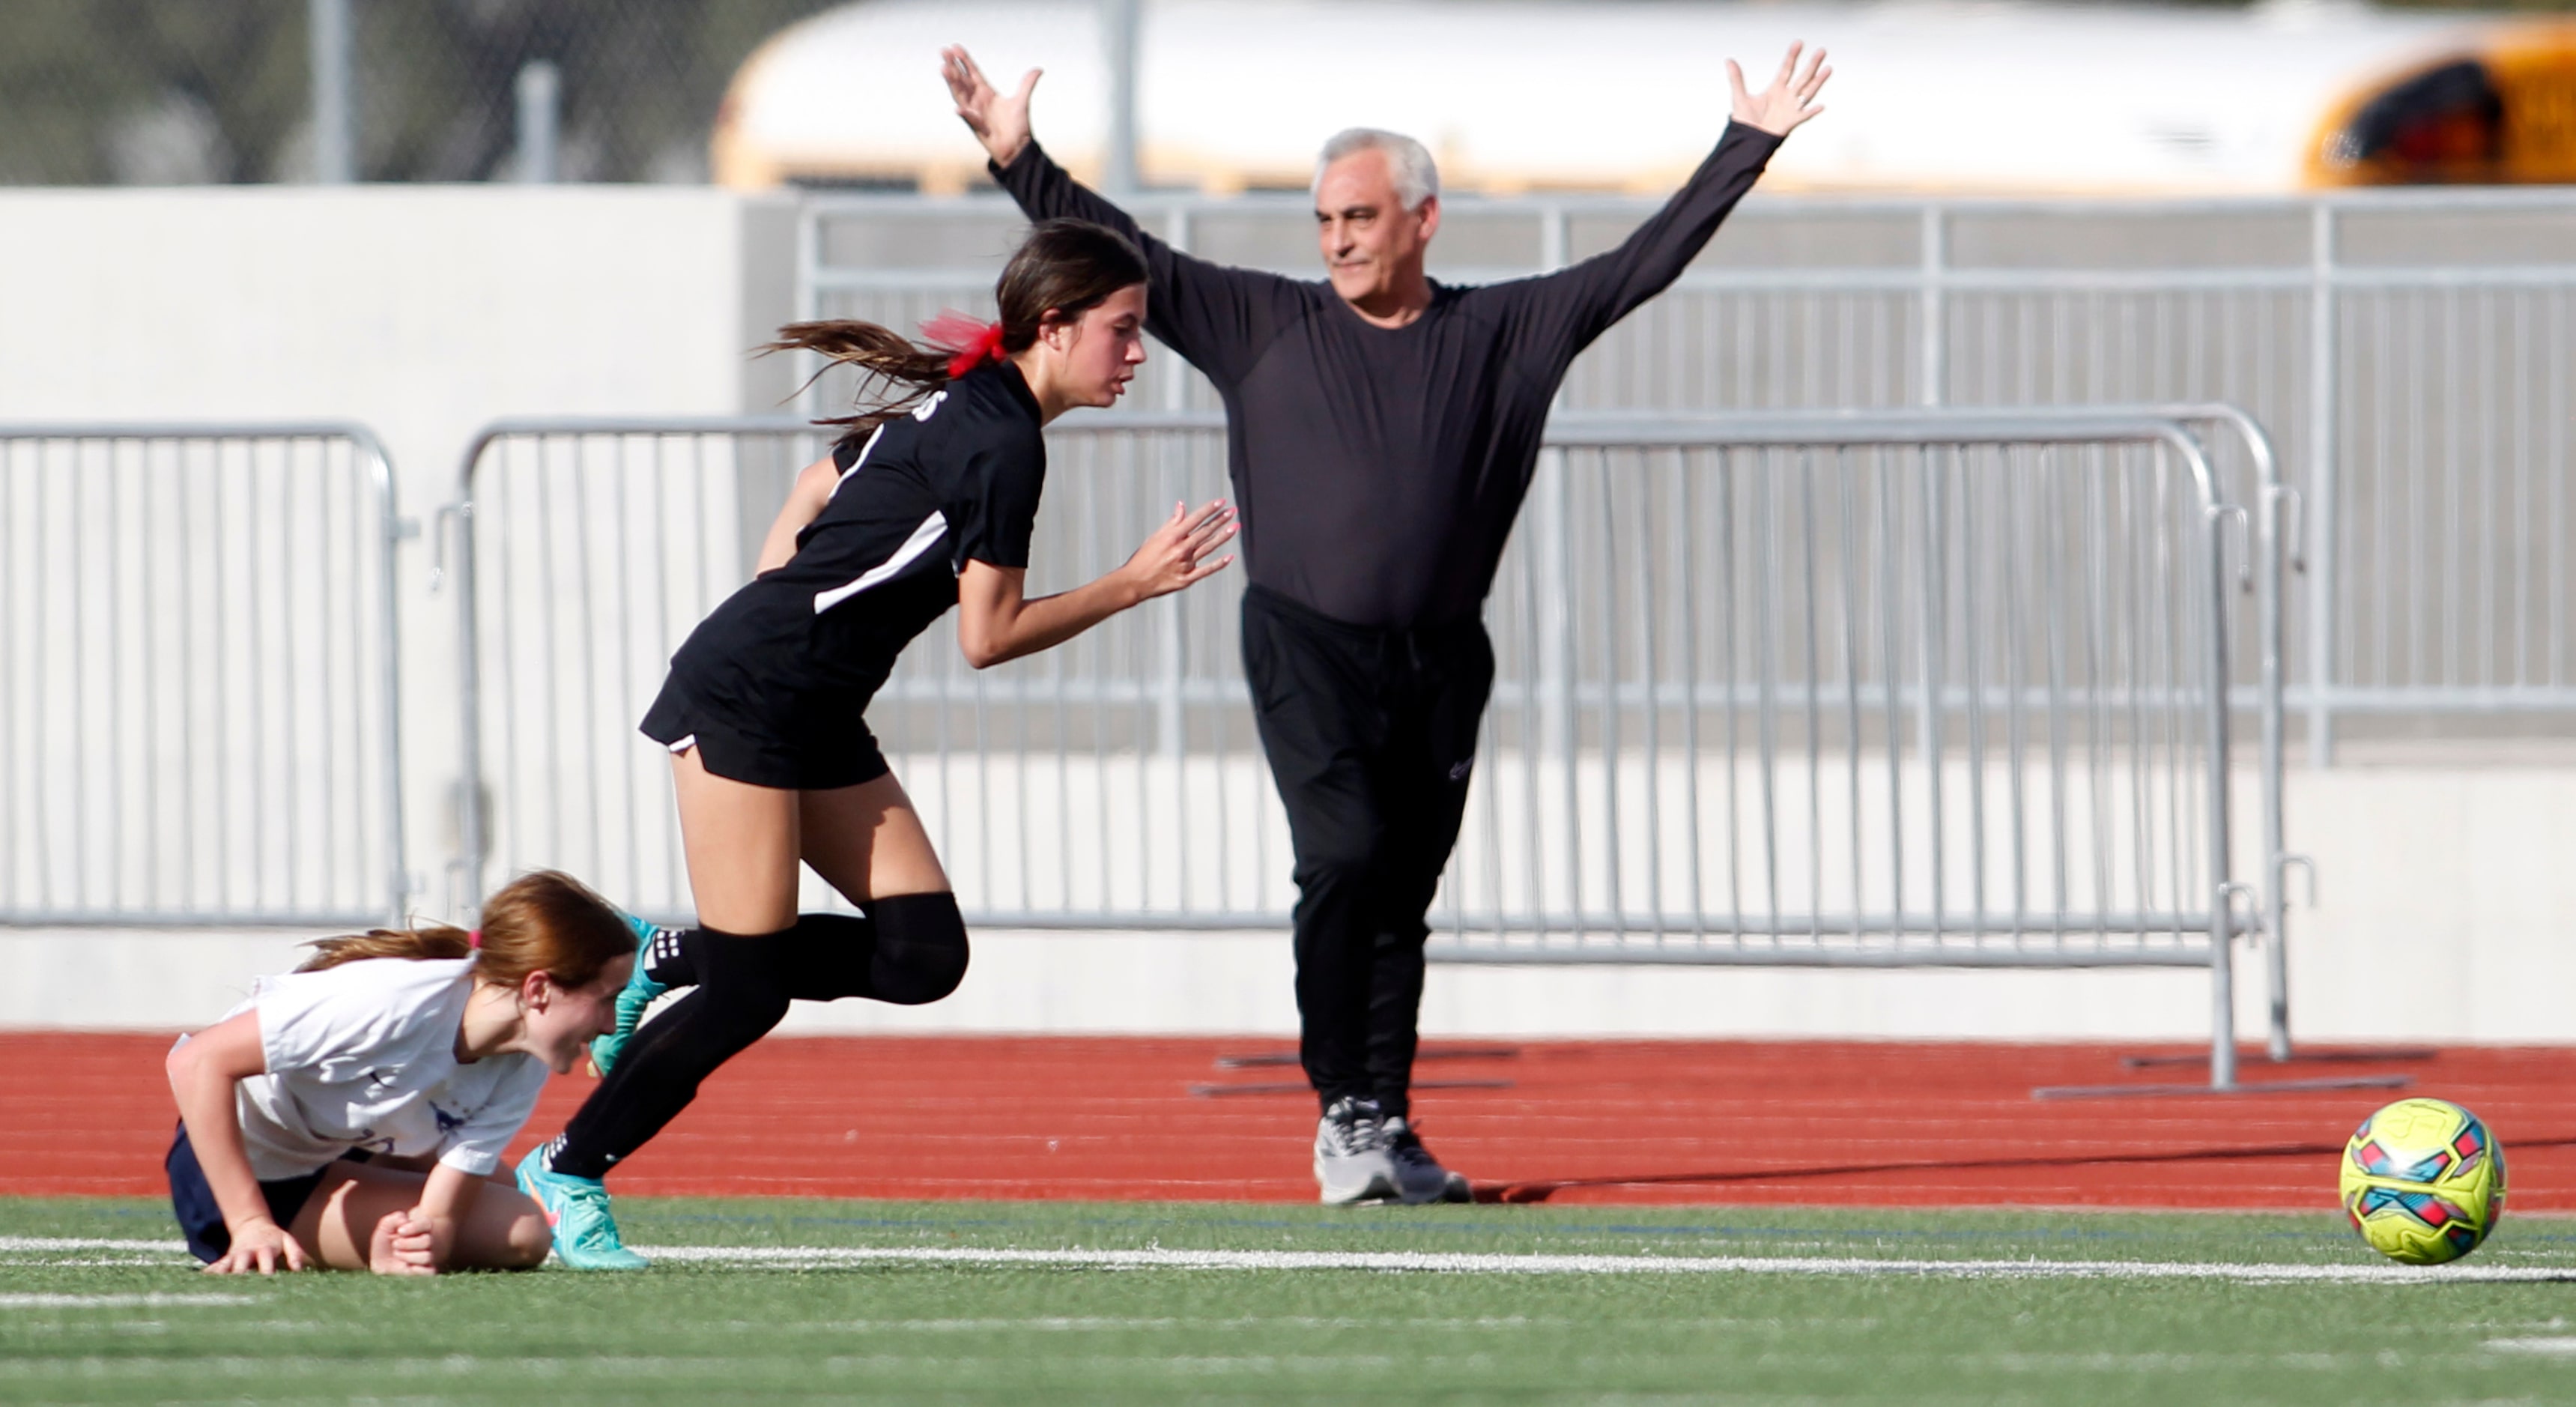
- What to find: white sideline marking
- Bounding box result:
[2488,1337,2576,1355]
[634,1244,2576,1284]
[11,1235,2576,1285]
[0,1238,189,1253]
[0,1293,252,1308]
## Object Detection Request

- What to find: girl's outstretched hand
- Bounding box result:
[204,1217,308,1275]
[1119,500,1238,601]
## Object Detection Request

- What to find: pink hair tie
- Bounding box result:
[467,929,483,949]
[920,310,1007,380]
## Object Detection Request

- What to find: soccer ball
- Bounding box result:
[2339,1097,2506,1265]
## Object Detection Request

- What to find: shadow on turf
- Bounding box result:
[1470,1134,2576,1204]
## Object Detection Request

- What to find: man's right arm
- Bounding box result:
[990,142,1276,386]
[945,45,1277,384]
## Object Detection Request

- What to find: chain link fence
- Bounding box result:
[0,0,844,186]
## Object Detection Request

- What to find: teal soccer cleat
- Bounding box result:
[515,1145,648,1271]
[588,909,671,1075]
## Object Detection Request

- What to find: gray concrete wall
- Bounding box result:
[7,762,2571,1046]
[0,186,800,915]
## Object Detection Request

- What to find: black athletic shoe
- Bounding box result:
[1382,1116,1472,1205]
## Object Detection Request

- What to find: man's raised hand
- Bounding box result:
[1728,41,1831,138]
[942,45,1038,168]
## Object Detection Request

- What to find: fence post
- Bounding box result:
[2306,202,2339,767]
[1536,207,1577,937]
[2246,428,2297,1063]
[1918,205,1946,408]
[308,0,356,184]
[360,429,413,927]
[451,434,494,912]
[2204,482,2243,1092]
[794,204,824,422]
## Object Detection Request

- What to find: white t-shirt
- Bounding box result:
[213,957,551,1182]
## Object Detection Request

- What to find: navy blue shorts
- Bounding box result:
[164,1124,365,1265]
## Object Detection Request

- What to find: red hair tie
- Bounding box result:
[920,310,1007,380]
[467,929,483,950]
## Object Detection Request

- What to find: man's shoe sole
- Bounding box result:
[1314,1158,1401,1208]
[1319,1178,1401,1208]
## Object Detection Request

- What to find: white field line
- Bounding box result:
[634,1244,2576,1284]
[0,1293,254,1307]
[10,1236,2576,1285]
[0,1238,188,1253]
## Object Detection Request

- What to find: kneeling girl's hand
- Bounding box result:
[370,1206,452,1276]
[205,1217,308,1275]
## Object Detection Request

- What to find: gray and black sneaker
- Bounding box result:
[1313,1096,1398,1206]
[1382,1116,1473,1205]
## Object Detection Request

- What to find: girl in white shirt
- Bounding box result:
[165,870,635,1274]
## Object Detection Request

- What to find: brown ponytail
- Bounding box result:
[298,870,634,993]
[766,217,1149,446]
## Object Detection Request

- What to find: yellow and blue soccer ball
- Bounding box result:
[2339,1098,2505,1265]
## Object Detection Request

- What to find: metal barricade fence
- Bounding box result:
[448,411,2264,1085]
[0,424,409,928]
[1969,403,2308,1063]
[443,417,829,918]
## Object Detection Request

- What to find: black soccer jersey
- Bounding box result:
[993,123,1782,629]
[640,359,1046,787]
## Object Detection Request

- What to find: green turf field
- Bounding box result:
[6,1197,2576,1404]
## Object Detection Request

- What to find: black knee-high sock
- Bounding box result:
[640,925,694,987]
[772,895,970,1006]
[550,926,790,1178]
[631,900,969,1004]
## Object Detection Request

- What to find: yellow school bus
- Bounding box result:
[716,2,2575,196]
[2311,22,2576,186]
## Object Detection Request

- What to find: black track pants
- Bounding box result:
[1241,586,1493,1120]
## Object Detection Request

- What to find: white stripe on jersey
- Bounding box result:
[828,423,890,496]
[813,512,948,614]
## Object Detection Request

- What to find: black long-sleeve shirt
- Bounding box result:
[993,122,1783,629]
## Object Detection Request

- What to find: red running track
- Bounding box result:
[11,1034,2572,1211]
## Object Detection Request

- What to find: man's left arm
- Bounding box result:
[1527,43,1831,351]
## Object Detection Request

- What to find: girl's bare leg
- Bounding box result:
[290,1164,550,1272]
[798,769,949,906]
[533,749,810,1196]
[670,745,802,931]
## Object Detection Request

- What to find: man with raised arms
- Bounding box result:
[944,40,1830,1205]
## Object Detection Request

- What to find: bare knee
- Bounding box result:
[494,1210,552,1270]
[453,1188,554,1271]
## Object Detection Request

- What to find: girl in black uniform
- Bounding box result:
[514,220,1238,1269]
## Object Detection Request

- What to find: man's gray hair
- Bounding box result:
[1312,128,1440,210]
